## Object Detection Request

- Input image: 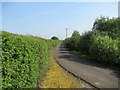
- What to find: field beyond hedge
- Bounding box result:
[1,31,62,88]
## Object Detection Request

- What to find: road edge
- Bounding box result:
[54,44,100,89]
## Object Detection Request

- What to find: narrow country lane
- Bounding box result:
[54,44,120,88]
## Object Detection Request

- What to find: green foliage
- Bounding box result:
[51,36,59,40]
[79,31,93,54]
[72,30,80,37]
[89,35,120,66]
[79,30,108,54]
[93,16,120,39]
[64,17,120,67]
[64,31,80,50]
[2,31,62,88]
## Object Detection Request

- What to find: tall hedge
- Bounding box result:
[2,31,62,88]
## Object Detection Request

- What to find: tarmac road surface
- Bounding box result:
[54,44,120,88]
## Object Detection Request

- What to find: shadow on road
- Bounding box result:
[58,44,120,79]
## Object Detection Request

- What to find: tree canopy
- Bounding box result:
[93,16,120,39]
[51,36,59,40]
[72,30,80,37]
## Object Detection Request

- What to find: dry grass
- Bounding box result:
[38,49,83,88]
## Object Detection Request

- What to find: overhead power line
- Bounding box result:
[87,1,118,19]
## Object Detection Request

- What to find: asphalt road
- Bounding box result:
[54,44,120,88]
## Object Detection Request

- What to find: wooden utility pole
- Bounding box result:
[66,28,68,38]
[118,1,120,17]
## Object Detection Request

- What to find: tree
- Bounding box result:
[51,36,59,40]
[72,30,80,37]
[92,16,120,39]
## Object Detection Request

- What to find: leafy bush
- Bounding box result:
[79,31,92,54]
[64,37,79,50]
[64,30,80,50]
[79,30,107,54]
[2,31,62,88]
[89,35,120,65]
[64,38,71,48]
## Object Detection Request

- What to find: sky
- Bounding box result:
[1,1,119,40]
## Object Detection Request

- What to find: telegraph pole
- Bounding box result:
[66,28,68,38]
[118,1,120,17]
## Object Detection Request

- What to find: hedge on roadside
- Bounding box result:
[64,37,80,51]
[64,31,80,51]
[79,30,108,54]
[89,35,120,66]
[2,31,62,88]
[64,17,120,68]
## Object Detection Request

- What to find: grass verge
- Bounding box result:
[38,48,83,88]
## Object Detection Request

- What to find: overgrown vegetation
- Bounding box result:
[64,17,120,68]
[2,31,62,88]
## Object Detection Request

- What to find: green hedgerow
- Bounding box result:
[2,31,62,88]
